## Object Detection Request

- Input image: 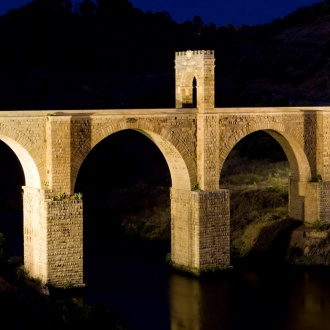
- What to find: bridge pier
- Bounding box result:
[170,188,230,274]
[303,181,330,225]
[289,178,330,225]
[23,186,84,288]
[288,178,305,221]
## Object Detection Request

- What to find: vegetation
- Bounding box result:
[311,219,329,231]
[286,247,315,266]
[50,192,83,201]
[0,238,129,330]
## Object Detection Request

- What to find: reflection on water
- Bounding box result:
[169,264,330,330]
[82,234,330,330]
[170,274,203,330]
[285,270,330,330]
[170,273,230,330]
[2,211,330,330]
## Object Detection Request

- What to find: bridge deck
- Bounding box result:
[0,106,329,117]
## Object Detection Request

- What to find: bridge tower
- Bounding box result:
[171,50,231,274]
[175,50,215,111]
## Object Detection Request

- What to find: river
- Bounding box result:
[1,211,330,330]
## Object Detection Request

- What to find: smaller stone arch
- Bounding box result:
[0,136,41,188]
[219,128,312,221]
[219,128,311,186]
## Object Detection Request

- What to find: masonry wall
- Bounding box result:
[46,116,72,193]
[23,186,48,283]
[317,112,330,180]
[170,188,193,268]
[302,181,330,224]
[23,186,84,287]
[191,190,230,269]
[46,198,84,288]
[197,114,219,190]
[171,188,230,273]
[320,182,330,224]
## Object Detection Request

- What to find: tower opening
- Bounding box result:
[193,77,197,108]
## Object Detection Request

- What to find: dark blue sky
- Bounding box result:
[0,0,323,26]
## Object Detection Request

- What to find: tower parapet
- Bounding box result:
[175,50,214,57]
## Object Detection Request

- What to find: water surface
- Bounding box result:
[1,211,330,330]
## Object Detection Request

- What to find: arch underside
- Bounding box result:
[219,128,311,185]
[266,129,310,182]
[0,136,40,188]
[137,129,192,190]
[74,128,193,192]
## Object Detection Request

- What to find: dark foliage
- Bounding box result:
[0,0,329,110]
[0,255,129,330]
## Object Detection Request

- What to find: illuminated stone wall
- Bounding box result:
[23,186,84,287]
[175,50,215,111]
[46,198,84,288]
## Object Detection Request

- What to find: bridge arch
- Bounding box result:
[73,126,194,192]
[134,129,191,191]
[0,135,40,188]
[219,127,311,186]
[73,127,198,279]
[219,125,312,221]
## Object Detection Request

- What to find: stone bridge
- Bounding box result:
[1,50,330,288]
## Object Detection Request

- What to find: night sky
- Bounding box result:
[0,0,323,26]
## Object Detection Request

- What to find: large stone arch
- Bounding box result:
[89,128,191,191]
[135,129,192,190]
[0,135,41,188]
[72,123,195,193]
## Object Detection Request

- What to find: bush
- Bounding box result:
[312,219,329,231]
[287,247,314,266]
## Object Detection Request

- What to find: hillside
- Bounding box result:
[0,1,329,109]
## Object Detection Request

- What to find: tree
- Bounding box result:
[79,0,96,17]
[96,0,133,21]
